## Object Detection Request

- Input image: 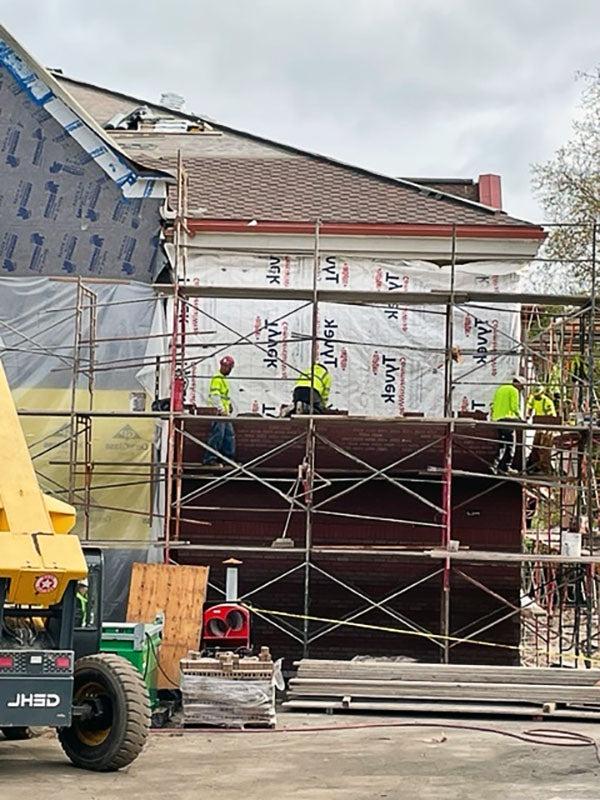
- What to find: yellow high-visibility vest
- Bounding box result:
[295,364,331,404]
[527,393,556,417]
[491,383,521,421]
[208,372,232,413]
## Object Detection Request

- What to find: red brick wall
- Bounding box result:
[182,418,497,471]
[177,418,521,665]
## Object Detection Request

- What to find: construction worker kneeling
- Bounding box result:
[204,355,236,466]
[290,363,331,415]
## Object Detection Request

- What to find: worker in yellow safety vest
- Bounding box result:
[526,385,556,419]
[75,578,89,627]
[526,385,557,474]
[490,375,526,475]
[292,363,332,415]
[203,355,236,466]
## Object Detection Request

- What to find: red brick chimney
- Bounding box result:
[478,174,502,210]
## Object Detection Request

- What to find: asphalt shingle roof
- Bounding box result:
[56,75,535,227]
[126,151,529,226]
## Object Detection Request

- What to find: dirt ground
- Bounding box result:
[1,712,599,800]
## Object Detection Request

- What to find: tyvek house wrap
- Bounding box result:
[172,253,522,417]
[0,32,168,281]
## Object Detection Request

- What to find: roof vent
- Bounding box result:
[160,92,185,111]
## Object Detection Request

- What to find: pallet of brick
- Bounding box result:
[180,649,277,728]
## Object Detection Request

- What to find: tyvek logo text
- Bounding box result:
[320,317,348,370]
[372,352,406,413]
[261,318,289,376]
[266,256,291,287]
[374,269,409,293]
[375,270,410,330]
[321,256,350,287]
[472,317,499,376]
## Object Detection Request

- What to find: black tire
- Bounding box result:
[1,727,33,740]
[58,652,150,772]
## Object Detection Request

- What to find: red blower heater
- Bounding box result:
[202,559,251,651]
[203,603,251,649]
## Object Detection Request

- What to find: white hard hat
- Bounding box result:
[512,375,526,387]
[78,577,89,588]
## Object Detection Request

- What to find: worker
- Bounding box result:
[292,363,331,414]
[526,385,556,419]
[75,578,88,627]
[203,355,236,466]
[491,375,526,475]
[526,385,557,474]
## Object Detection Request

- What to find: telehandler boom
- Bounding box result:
[0,361,149,770]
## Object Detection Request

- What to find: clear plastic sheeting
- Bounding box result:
[135,300,170,399]
[0,276,159,390]
[0,276,162,543]
[100,547,162,621]
[180,675,276,728]
[175,255,523,417]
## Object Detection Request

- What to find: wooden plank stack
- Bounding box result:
[181,649,276,728]
[284,659,600,719]
[127,563,209,690]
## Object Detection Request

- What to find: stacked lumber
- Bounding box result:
[181,649,276,728]
[284,659,600,719]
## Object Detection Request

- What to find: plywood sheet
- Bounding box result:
[127,563,209,689]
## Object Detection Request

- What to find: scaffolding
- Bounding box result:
[4,168,600,668]
[149,206,600,667]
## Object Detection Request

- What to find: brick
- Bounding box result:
[178,419,520,667]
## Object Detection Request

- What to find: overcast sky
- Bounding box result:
[3,0,599,222]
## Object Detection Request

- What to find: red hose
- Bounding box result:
[151,720,600,762]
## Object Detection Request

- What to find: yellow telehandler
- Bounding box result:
[0,361,149,770]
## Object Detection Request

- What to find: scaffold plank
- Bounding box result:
[161,284,590,308]
[282,699,600,720]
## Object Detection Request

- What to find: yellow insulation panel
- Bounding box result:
[15,387,155,543]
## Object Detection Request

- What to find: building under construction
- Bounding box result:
[1,23,599,673]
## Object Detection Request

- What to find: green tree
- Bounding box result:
[531,70,600,288]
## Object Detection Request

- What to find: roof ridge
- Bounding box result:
[51,72,535,227]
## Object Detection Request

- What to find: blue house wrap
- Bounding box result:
[0,26,172,281]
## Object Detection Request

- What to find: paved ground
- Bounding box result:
[1,713,599,799]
